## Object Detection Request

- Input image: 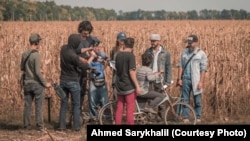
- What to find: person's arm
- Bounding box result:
[78,56,88,64]
[176,51,184,86]
[80,47,93,53]
[129,53,141,95]
[129,69,141,95]
[176,67,183,86]
[147,69,160,81]
[162,51,172,85]
[197,51,208,89]
[34,53,51,88]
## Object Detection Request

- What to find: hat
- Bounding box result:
[29,33,42,43]
[117,32,126,40]
[150,34,160,41]
[187,35,198,43]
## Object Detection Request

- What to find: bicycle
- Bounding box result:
[80,67,103,126]
[98,74,197,125]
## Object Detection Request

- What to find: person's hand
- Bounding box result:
[79,57,88,64]
[45,82,52,88]
[89,46,94,51]
[197,82,203,90]
[136,87,142,95]
[154,72,161,76]
[89,50,97,58]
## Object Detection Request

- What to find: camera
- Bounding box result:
[89,36,100,47]
[92,39,100,47]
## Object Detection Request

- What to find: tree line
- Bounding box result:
[1,0,250,21]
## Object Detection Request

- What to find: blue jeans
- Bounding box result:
[88,81,109,118]
[181,79,202,119]
[23,83,44,129]
[59,80,81,130]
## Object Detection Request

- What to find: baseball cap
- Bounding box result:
[187,35,198,44]
[29,33,42,43]
[150,34,160,41]
[117,32,126,40]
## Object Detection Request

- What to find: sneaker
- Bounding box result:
[24,126,32,130]
[37,127,46,132]
[197,119,201,123]
[57,128,67,132]
[144,108,157,114]
[74,129,80,132]
[183,119,190,123]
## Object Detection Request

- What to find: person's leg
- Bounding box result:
[144,91,165,108]
[80,77,87,112]
[97,83,109,108]
[181,79,192,119]
[23,85,33,129]
[193,93,202,119]
[125,92,136,125]
[115,95,125,125]
[59,81,69,130]
[33,83,45,129]
[88,81,99,119]
[153,83,166,120]
[69,81,81,131]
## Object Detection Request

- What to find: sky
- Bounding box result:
[41,0,250,12]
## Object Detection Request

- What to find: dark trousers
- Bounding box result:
[149,82,166,119]
[23,83,45,129]
[137,91,165,108]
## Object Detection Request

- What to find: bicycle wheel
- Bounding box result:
[164,102,197,125]
[99,101,117,125]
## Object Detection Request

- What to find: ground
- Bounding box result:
[1,116,250,141]
[0,121,87,141]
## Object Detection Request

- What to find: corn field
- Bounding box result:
[0,20,249,123]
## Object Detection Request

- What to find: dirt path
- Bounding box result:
[0,128,86,141]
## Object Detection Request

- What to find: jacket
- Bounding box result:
[20,49,47,87]
[145,46,172,85]
[178,47,208,95]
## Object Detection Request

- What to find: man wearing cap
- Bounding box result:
[144,34,172,122]
[176,34,208,123]
[20,33,52,131]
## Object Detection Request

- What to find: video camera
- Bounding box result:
[89,36,100,47]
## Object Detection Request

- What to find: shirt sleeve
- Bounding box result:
[34,53,47,87]
[128,53,136,71]
[146,68,159,81]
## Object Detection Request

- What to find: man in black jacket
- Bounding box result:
[58,33,95,131]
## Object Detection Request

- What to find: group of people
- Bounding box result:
[112,33,208,125]
[20,21,110,131]
[20,20,208,130]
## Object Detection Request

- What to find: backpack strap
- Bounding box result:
[20,50,38,90]
[21,50,37,71]
[181,49,200,79]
